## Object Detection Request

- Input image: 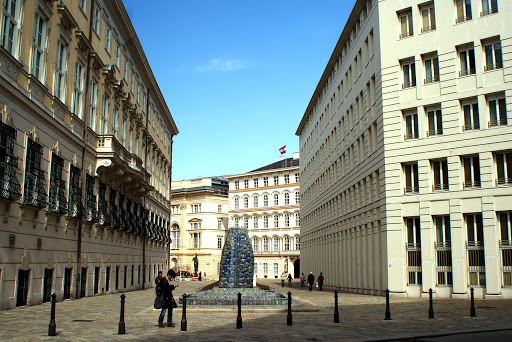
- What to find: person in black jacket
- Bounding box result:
[157,270,178,327]
[307,272,315,291]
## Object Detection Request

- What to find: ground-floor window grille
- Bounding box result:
[499,211,512,287]
[405,217,422,285]
[435,242,452,286]
[467,241,486,286]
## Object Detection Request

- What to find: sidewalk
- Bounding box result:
[1,279,512,341]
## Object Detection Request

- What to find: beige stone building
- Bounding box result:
[297,0,512,298]
[0,0,178,309]
[226,155,301,279]
[169,177,229,279]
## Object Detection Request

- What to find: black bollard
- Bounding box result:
[181,294,187,331]
[428,288,435,319]
[236,292,242,329]
[470,287,477,317]
[118,294,126,334]
[281,279,285,287]
[384,289,391,320]
[287,291,292,326]
[48,293,56,336]
[334,290,340,323]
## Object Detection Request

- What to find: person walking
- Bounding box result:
[317,272,324,291]
[154,271,163,287]
[287,274,293,287]
[157,270,178,327]
[307,272,315,291]
[300,273,305,287]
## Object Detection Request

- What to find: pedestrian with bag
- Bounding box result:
[317,272,324,291]
[307,272,315,291]
[154,270,178,327]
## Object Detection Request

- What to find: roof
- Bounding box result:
[249,158,300,172]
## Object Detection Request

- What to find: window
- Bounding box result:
[93,5,101,33]
[499,212,512,287]
[456,0,473,22]
[274,193,279,206]
[100,95,109,135]
[244,179,249,188]
[495,151,512,185]
[487,95,507,127]
[403,162,419,193]
[420,3,436,32]
[115,43,121,69]
[55,41,68,101]
[120,115,127,145]
[484,41,503,71]
[217,237,222,249]
[1,0,22,56]
[217,204,222,213]
[405,217,422,285]
[73,62,85,118]
[427,108,443,136]
[284,193,290,205]
[254,178,259,187]
[273,214,279,228]
[105,26,111,53]
[217,219,222,229]
[466,213,485,286]
[190,222,201,230]
[79,0,87,12]
[234,197,239,209]
[234,217,239,226]
[434,216,452,286]
[243,216,248,228]
[284,214,290,227]
[253,195,258,208]
[284,174,290,184]
[296,213,300,226]
[402,60,416,88]
[481,0,498,16]
[404,111,418,140]
[89,80,98,130]
[191,204,201,213]
[283,236,290,251]
[273,237,279,251]
[235,181,239,190]
[424,55,439,83]
[31,12,47,80]
[459,45,476,76]
[244,196,249,209]
[263,195,268,206]
[263,263,268,274]
[295,173,300,182]
[24,139,47,208]
[264,177,269,186]
[171,224,180,249]
[462,155,481,188]
[398,9,413,38]
[432,159,449,191]
[253,215,258,229]
[263,215,269,228]
[273,263,279,275]
[263,237,269,251]
[296,192,300,204]
[68,165,82,218]
[462,100,480,131]
[192,232,200,248]
[273,176,279,185]
[253,238,259,252]
[48,154,67,214]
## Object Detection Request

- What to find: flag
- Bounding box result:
[279,145,286,154]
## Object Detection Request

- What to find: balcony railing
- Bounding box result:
[463,124,480,131]
[399,31,413,39]
[455,15,472,24]
[404,186,419,194]
[48,178,67,214]
[421,25,436,33]
[85,194,98,223]
[459,68,476,77]
[481,8,498,17]
[402,80,416,89]
[489,119,507,127]
[404,132,419,140]
[432,183,449,191]
[463,180,481,188]
[484,62,503,72]
[427,129,443,137]
[0,156,21,201]
[23,168,48,208]
[424,75,440,84]
[496,178,512,186]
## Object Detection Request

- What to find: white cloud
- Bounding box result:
[196,58,246,72]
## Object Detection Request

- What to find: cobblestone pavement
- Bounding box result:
[1,279,512,341]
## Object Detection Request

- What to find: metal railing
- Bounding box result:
[406,243,422,285]
[500,240,512,287]
[484,62,503,71]
[404,186,419,194]
[489,119,507,127]
[23,168,48,208]
[399,31,413,39]
[463,123,480,131]
[402,80,416,89]
[427,129,443,137]
[435,242,452,286]
[481,8,498,17]
[421,25,436,33]
[48,178,67,214]
[424,75,440,84]
[455,15,472,23]
[459,68,476,77]
[463,180,481,188]
[432,183,449,191]
[467,241,486,287]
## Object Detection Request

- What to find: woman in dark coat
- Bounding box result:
[157,270,178,327]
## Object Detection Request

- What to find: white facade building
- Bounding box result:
[226,154,301,279]
[296,0,512,298]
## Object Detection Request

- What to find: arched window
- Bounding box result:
[243,216,248,228]
[263,215,269,228]
[295,236,301,250]
[284,236,290,251]
[234,197,239,209]
[284,193,290,205]
[295,213,300,226]
[253,195,258,207]
[244,196,249,209]
[253,238,259,251]
[273,237,279,251]
[263,195,268,206]
[296,191,300,204]
[274,193,279,206]
[263,237,269,251]
[284,214,290,227]
[274,214,279,228]
[171,224,180,249]
[253,215,258,229]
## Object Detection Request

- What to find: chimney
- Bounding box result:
[293,152,299,160]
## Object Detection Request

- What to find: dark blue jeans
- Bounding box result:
[158,307,172,325]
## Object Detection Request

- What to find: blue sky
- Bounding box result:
[123,0,354,181]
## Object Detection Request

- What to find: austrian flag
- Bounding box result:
[279,145,286,154]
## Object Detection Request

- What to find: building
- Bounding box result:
[169,177,229,278]
[226,154,301,279]
[296,0,512,298]
[0,0,178,309]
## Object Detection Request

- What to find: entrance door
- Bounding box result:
[294,259,301,279]
[43,269,53,302]
[16,270,30,307]
[94,267,100,294]
[63,268,72,299]
[80,267,87,298]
